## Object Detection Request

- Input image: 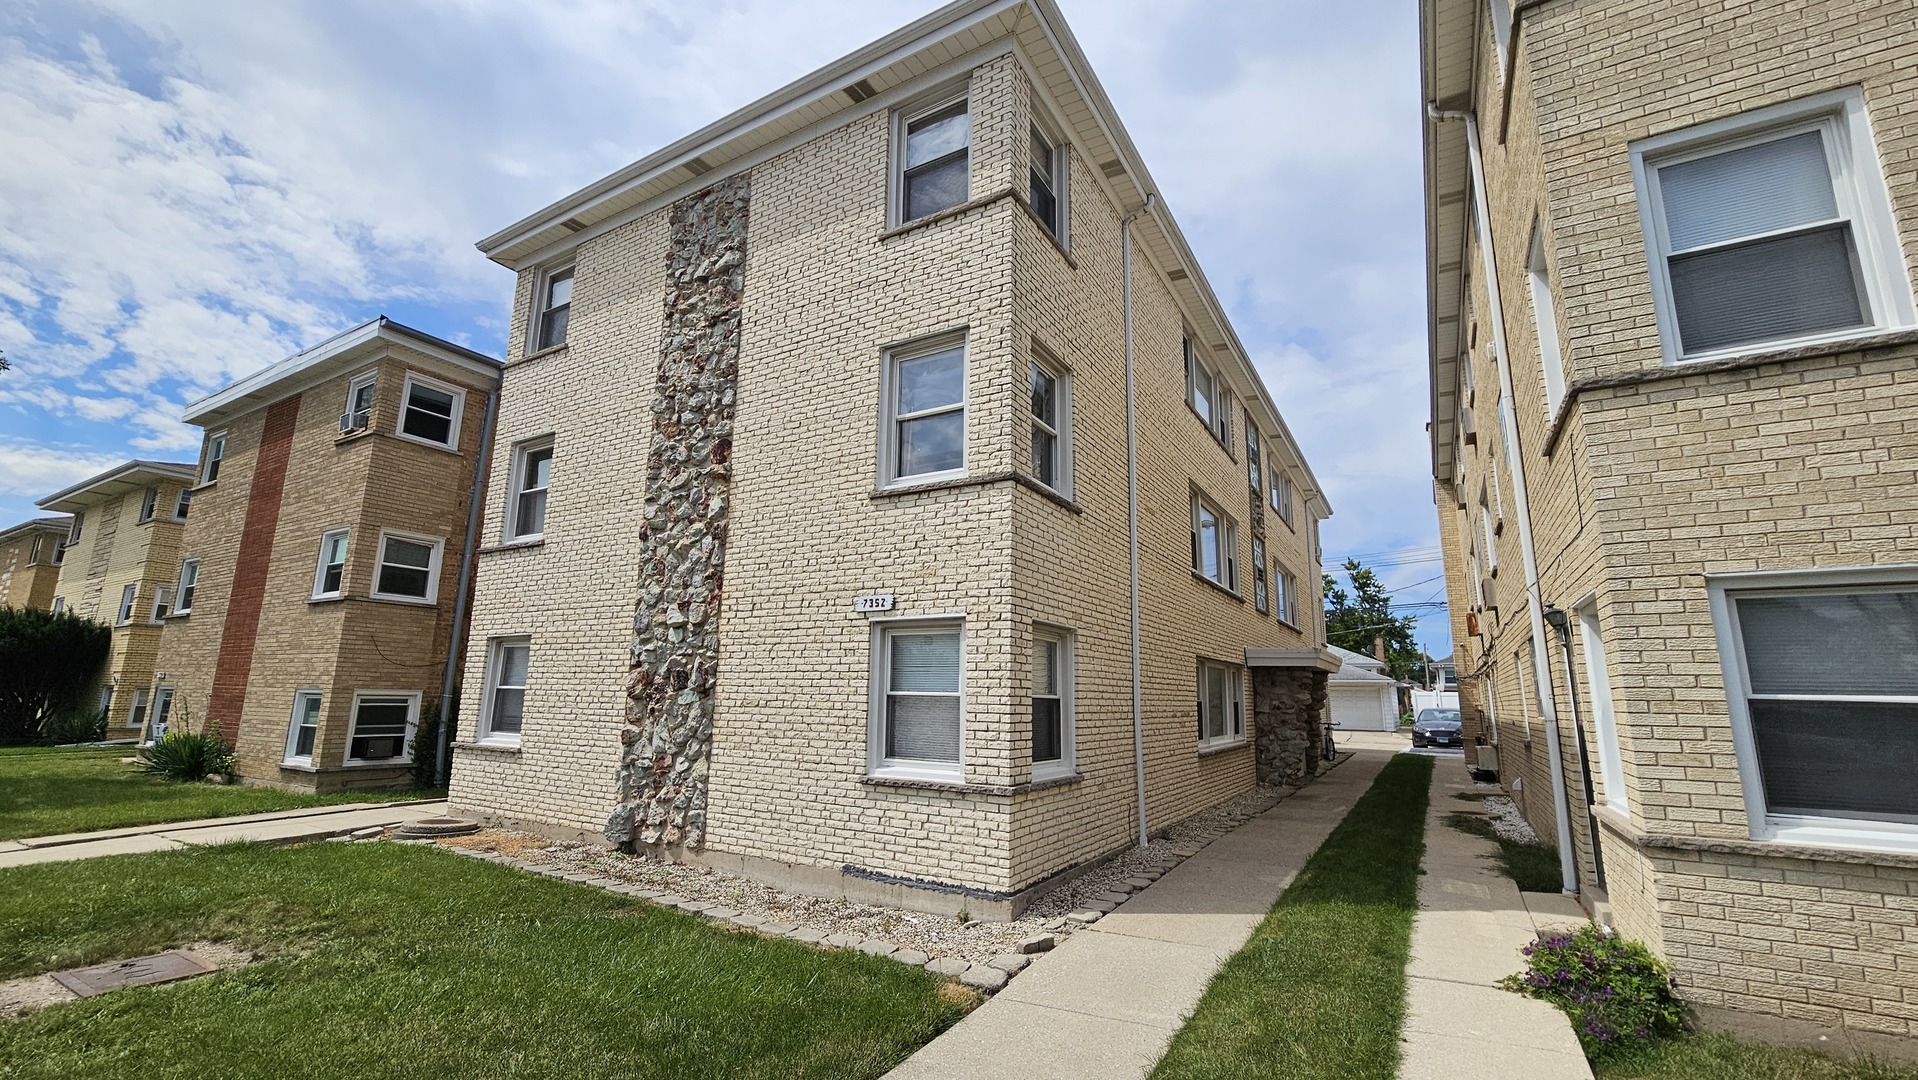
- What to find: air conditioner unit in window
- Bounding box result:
[339,412,364,435]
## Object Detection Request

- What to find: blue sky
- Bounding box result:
[0,0,1450,656]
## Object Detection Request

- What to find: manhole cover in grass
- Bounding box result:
[49,950,218,997]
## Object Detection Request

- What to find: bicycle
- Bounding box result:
[1321,721,1340,765]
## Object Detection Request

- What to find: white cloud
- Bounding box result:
[0,441,126,499]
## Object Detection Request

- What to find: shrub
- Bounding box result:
[1502,925,1684,1059]
[39,706,108,746]
[0,606,111,745]
[139,730,237,782]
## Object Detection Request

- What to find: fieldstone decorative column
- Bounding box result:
[1252,667,1329,786]
[605,176,749,852]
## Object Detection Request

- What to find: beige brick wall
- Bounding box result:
[0,524,64,611]
[1435,0,1918,1030]
[453,51,1326,902]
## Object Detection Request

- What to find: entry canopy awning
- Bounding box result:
[1244,647,1342,672]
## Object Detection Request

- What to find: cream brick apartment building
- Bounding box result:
[1423,0,1918,1035]
[37,461,197,738]
[450,0,1334,917]
[0,517,69,611]
[155,318,501,791]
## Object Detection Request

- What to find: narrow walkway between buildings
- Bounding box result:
[0,799,448,868]
[887,748,1393,1080]
[1399,758,1592,1080]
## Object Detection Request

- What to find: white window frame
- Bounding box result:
[343,690,420,767]
[1270,470,1296,527]
[52,596,65,615]
[1631,87,1915,366]
[1478,497,1498,571]
[1707,564,1918,854]
[1184,335,1232,448]
[1030,625,1074,781]
[371,530,444,605]
[343,370,378,432]
[202,433,226,484]
[149,583,172,624]
[1189,491,1239,593]
[1527,220,1569,415]
[395,372,466,451]
[312,528,349,599]
[878,332,968,488]
[127,688,150,730]
[890,87,971,229]
[152,687,173,734]
[1489,0,1513,79]
[867,615,966,783]
[137,486,158,523]
[1026,345,1072,497]
[68,512,83,545]
[533,264,575,353]
[116,583,137,626]
[478,636,531,745]
[1574,601,1627,814]
[1483,662,1501,745]
[1027,119,1068,245]
[175,558,200,614]
[1196,658,1246,749]
[505,437,555,542]
[284,689,323,765]
[171,487,191,523]
[1276,563,1299,628]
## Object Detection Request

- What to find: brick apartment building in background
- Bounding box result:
[154,318,500,791]
[448,0,1335,917]
[36,461,197,738]
[1423,0,1918,1035]
[0,516,70,611]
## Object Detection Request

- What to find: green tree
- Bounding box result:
[1322,558,1422,682]
[0,606,112,745]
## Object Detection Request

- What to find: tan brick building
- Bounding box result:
[450,0,1333,917]
[155,318,501,791]
[0,517,70,611]
[37,461,197,737]
[1423,0,1918,1035]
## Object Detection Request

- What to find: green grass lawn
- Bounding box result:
[1150,753,1435,1080]
[1442,807,1563,892]
[0,841,969,1079]
[1599,1033,1918,1079]
[0,746,418,841]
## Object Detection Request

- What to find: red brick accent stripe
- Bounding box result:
[207,396,300,744]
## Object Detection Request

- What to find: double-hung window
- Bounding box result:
[343,372,377,431]
[128,688,150,730]
[172,488,191,522]
[373,532,442,603]
[152,688,173,734]
[1031,628,1072,776]
[176,559,200,613]
[1028,125,1064,239]
[68,512,83,546]
[1190,492,1238,593]
[138,486,158,523]
[1252,538,1269,614]
[285,691,322,764]
[203,434,225,483]
[898,95,970,224]
[116,584,137,626]
[1276,563,1298,626]
[149,583,171,623]
[313,529,349,599]
[346,692,418,765]
[481,637,530,743]
[882,336,966,484]
[1633,89,1914,362]
[1028,349,1069,494]
[536,267,574,351]
[1271,470,1295,526]
[1184,336,1231,447]
[508,440,554,541]
[1527,222,1569,414]
[872,620,963,779]
[1711,571,1918,850]
[398,374,463,449]
[1197,659,1245,747]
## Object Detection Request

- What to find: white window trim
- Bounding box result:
[343,690,421,767]
[478,636,531,745]
[1027,345,1073,498]
[202,433,226,484]
[137,486,158,523]
[1197,658,1246,749]
[149,584,173,624]
[371,530,445,605]
[1527,220,1569,415]
[284,689,322,766]
[116,584,137,626]
[1275,563,1300,629]
[312,528,350,599]
[1189,491,1239,594]
[1707,564,1918,854]
[1027,114,1070,248]
[1031,625,1075,781]
[889,86,971,229]
[1489,0,1513,80]
[171,487,191,523]
[175,558,200,614]
[127,688,150,729]
[342,369,378,432]
[1631,87,1916,366]
[867,614,966,783]
[505,437,556,543]
[877,332,968,489]
[1574,602,1627,814]
[531,263,575,354]
[394,372,466,452]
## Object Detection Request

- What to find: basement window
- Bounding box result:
[1197,660,1245,748]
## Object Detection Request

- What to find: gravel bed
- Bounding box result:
[1479,792,1542,844]
[436,778,1300,964]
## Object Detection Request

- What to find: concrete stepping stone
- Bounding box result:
[1066,909,1103,925]
[891,949,931,966]
[857,939,897,956]
[728,914,765,930]
[1121,877,1154,889]
[824,932,862,948]
[1016,934,1056,954]
[960,965,1008,991]
[786,927,829,944]
[701,907,739,920]
[654,893,686,907]
[678,900,714,914]
[759,921,797,935]
[924,957,969,978]
[1083,899,1118,913]
[987,953,1030,974]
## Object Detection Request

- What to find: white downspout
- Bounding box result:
[1434,104,1579,895]
[1124,193,1156,849]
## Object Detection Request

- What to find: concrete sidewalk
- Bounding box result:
[887,749,1394,1080]
[0,799,448,869]
[1399,759,1592,1080]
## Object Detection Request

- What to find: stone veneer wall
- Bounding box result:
[607,176,750,851]
[1252,668,1328,786]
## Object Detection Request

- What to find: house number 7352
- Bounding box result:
[854,593,896,613]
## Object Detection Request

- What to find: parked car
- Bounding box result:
[1411,708,1463,749]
